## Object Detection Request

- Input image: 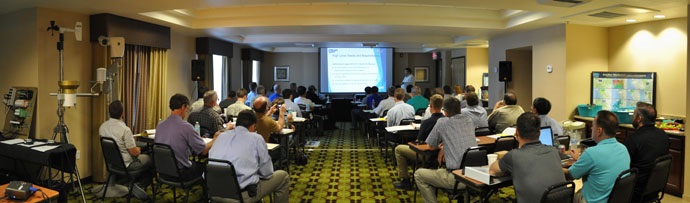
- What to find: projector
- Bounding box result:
[5,181,33,200]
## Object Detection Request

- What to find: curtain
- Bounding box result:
[146,48,168,130]
[122,45,150,133]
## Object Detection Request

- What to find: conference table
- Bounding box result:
[0,139,76,202]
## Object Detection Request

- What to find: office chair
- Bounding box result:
[608,168,637,203]
[540,181,575,203]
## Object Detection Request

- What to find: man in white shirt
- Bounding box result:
[386,88,415,127]
[282,89,302,117]
[99,101,152,200]
[374,88,396,117]
[227,88,252,117]
[294,86,314,110]
[401,68,415,91]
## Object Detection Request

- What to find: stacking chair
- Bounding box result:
[415,108,426,116]
[100,137,147,203]
[152,143,204,203]
[474,127,492,136]
[206,159,245,203]
[608,168,637,203]
[540,181,575,203]
[443,146,489,201]
[557,135,571,150]
[640,154,672,203]
[492,135,517,153]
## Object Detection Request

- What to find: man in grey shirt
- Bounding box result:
[414,97,477,202]
[386,88,415,127]
[461,92,488,128]
[532,97,564,136]
[490,112,566,203]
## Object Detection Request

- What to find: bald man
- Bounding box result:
[252,96,286,142]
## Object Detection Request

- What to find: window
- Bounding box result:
[212,55,228,102]
[252,60,261,83]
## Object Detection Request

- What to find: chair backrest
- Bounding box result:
[540,181,575,203]
[206,159,244,202]
[415,108,426,116]
[297,104,307,111]
[461,146,488,169]
[608,168,637,203]
[399,118,416,125]
[381,110,389,117]
[100,136,128,175]
[475,127,492,136]
[493,136,517,152]
[153,143,181,178]
[641,154,672,201]
[557,135,571,150]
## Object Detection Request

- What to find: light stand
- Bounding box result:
[47,20,87,203]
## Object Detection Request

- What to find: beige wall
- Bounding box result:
[466,48,488,93]
[506,49,533,112]
[0,8,39,127]
[565,24,609,118]
[489,24,567,121]
[686,5,690,200]
[608,18,687,118]
[166,31,197,101]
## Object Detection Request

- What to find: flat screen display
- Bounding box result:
[591,72,656,111]
[539,127,554,146]
[319,48,393,93]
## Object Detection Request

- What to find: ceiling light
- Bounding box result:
[653,14,666,19]
[626,19,637,23]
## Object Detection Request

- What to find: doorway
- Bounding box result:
[451,56,466,87]
[505,47,533,112]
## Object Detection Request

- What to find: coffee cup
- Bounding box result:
[487,154,498,166]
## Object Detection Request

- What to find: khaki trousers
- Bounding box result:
[395,145,419,179]
[414,168,465,203]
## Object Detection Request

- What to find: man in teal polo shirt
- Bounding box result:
[406,86,428,112]
[565,110,630,203]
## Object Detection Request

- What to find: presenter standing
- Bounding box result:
[401,68,415,91]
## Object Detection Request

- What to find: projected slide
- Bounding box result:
[320,48,392,93]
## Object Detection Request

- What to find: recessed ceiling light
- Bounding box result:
[653,14,666,19]
[626,19,637,23]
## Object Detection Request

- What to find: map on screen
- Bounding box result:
[591,72,656,111]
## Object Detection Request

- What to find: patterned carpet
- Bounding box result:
[70,122,516,202]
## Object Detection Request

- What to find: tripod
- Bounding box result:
[52,92,87,203]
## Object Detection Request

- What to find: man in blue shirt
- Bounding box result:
[566,110,630,203]
[366,86,383,110]
[268,84,282,102]
[209,110,290,202]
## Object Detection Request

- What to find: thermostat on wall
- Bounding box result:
[546,65,553,73]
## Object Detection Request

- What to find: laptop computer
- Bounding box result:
[539,126,571,160]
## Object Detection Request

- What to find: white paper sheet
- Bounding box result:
[267,143,279,150]
[32,145,60,152]
[1,139,24,145]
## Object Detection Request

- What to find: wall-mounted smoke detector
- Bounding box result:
[537,0,591,8]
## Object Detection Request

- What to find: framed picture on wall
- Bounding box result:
[415,67,428,82]
[274,66,289,81]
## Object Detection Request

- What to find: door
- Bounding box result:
[451,57,466,87]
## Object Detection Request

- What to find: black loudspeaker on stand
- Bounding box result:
[498,61,512,82]
[191,60,205,81]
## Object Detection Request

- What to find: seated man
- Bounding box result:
[246,82,258,106]
[565,110,630,203]
[386,88,415,127]
[281,89,302,118]
[366,86,383,110]
[373,87,396,117]
[218,90,237,109]
[489,112,565,203]
[294,86,314,110]
[209,110,290,202]
[406,86,429,113]
[252,96,287,143]
[393,95,445,190]
[268,84,282,102]
[461,92,488,128]
[624,102,669,202]
[226,88,252,117]
[99,101,153,200]
[414,97,477,202]
[488,92,524,133]
[532,97,564,136]
[187,90,230,137]
[156,94,220,181]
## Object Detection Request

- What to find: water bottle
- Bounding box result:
[194,121,201,135]
[570,136,579,151]
[284,111,290,129]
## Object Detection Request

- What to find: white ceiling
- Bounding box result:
[1,0,686,52]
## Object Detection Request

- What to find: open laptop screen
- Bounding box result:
[539,126,554,146]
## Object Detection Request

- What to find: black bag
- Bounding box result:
[295,152,308,166]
